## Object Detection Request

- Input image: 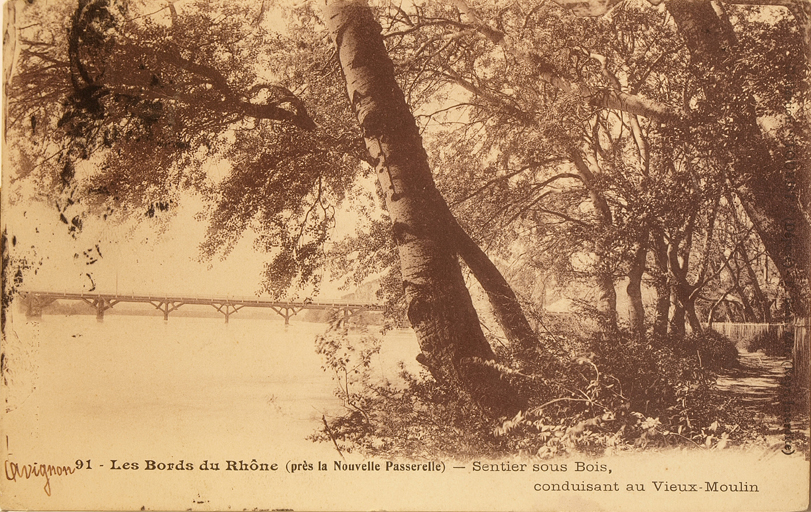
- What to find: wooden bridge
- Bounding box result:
[18,290,384,324]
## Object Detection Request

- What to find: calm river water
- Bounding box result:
[3,313,420,468]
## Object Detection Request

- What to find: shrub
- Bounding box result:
[487,329,731,454]
[588,330,718,422]
[311,323,509,458]
[746,329,793,357]
[311,325,742,458]
[679,330,740,370]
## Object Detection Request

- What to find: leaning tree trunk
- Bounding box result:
[323,0,524,418]
[448,217,542,359]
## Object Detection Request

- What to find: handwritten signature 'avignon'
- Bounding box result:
[4,459,76,496]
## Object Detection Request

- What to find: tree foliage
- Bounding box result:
[7,0,373,297]
[4,0,809,451]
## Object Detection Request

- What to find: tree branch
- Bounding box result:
[451,165,573,207]
[451,0,680,121]
[146,44,316,130]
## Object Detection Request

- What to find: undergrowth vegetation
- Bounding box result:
[310,318,757,459]
[746,329,794,357]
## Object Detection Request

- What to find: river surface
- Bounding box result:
[3,312,421,467]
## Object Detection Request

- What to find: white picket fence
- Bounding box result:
[705,322,793,347]
[707,319,809,393]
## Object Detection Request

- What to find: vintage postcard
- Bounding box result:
[1,0,809,510]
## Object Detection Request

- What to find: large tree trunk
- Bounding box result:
[670,285,686,337]
[448,218,542,357]
[627,241,648,335]
[667,229,704,334]
[652,234,671,337]
[667,0,810,318]
[684,296,703,334]
[349,153,542,357]
[323,0,524,418]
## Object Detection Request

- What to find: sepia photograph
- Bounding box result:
[1,0,810,509]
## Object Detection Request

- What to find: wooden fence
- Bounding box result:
[793,318,810,396]
[707,319,809,394]
[706,322,792,347]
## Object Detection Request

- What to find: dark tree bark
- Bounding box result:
[652,234,672,337]
[653,279,671,337]
[627,240,648,335]
[670,285,686,337]
[324,0,524,418]
[667,227,704,334]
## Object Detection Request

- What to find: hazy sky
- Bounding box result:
[5,188,367,300]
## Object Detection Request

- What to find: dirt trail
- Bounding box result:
[716,350,809,435]
[715,350,790,406]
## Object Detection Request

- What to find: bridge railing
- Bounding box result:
[17,290,384,323]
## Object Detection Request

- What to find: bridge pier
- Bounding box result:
[23,295,56,318]
[150,300,183,320]
[340,306,364,323]
[327,306,366,326]
[270,306,302,325]
[81,298,118,322]
[212,303,243,323]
